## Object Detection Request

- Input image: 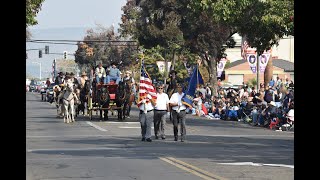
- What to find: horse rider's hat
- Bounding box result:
[126,70,132,75]
[81,72,87,76]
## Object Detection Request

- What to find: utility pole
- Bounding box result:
[256,52,260,91]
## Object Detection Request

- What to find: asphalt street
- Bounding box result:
[26,92,294,180]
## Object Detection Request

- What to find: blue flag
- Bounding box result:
[182,66,204,108]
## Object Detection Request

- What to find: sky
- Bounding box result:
[27,0,127,80]
[30,0,127,30]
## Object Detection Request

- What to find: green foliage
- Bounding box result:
[247,78,257,88]
[119,0,294,94]
[224,60,231,69]
[74,25,139,70]
[26,0,45,27]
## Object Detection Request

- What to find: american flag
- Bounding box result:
[241,35,249,60]
[137,61,157,107]
[52,60,55,82]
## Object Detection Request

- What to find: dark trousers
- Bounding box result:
[153,110,167,137]
[172,110,186,140]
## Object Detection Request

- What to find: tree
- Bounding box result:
[207,0,294,88]
[120,0,293,96]
[26,0,45,27]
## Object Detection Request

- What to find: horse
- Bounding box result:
[115,81,127,120]
[77,79,91,116]
[62,81,76,123]
[97,86,110,120]
[123,80,135,118]
[53,85,63,117]
[73,83,82,117]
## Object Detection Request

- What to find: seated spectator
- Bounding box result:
[251,106,259,126]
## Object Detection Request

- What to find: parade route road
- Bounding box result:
[26,92,294,180]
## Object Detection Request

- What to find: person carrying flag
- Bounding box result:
[137,61,157,142]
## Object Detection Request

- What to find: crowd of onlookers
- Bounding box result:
[187,77,294,131]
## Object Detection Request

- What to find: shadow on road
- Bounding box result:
[30,134,294,165]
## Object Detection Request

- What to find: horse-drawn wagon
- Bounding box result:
[87,81,127,121]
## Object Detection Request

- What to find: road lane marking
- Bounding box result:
[105,122,140,124]
[217,162,294,169]
[26,135,109,138]
[118,126,154,129]
[27,147,119,153]
[86,121,107,131]
[159,157,228,180]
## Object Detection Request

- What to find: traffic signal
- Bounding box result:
[63,51,67,59]
[39,50,42,58]
[45,46,49,54]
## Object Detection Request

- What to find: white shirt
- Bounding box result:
[95,67,106,78]
[139,101,154,111]
[169,92,186,111]
[155,93,169,110]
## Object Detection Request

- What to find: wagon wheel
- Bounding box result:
[88,94,93,120]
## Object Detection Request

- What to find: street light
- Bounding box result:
[31,61,41,80]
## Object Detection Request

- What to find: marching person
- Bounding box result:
[138,91,156,142]
[153,82,170,140]
[169,83,187,142]
[106,62,121,84]
[95,62,107,84]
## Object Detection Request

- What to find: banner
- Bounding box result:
[259,49,272,73]
[246,50,257,73]
[217,58,227,77]
[181,66,204,108]
[156,61,165,73]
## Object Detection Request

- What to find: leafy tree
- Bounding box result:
[120,0,293,96]
[75,25,134,71]
[208,0,294,88]
[26,0,45,27]
[26,0,45,40]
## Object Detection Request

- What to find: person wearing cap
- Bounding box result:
[138,89,156,142]
[167,70,178,98]
[106,62,121,84]
[122,70,136,118]
[69,72,79,86]
[79,71,88,89]
[153,83,170,140]
[123,70,136,91]
[95,62,107,84]
[55,72,65,86]
[64,72,71,83]
[169,83,187,142]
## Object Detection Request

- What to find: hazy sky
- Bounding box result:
[27,0,127,79]
[30,0,127,29]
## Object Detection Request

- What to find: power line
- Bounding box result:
[27,41,78,45]
[27,39,137,43]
